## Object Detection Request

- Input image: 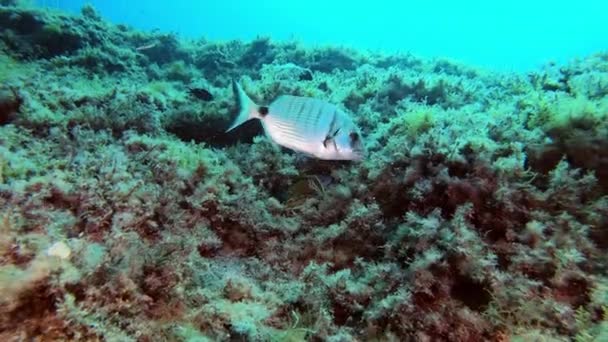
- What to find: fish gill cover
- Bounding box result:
[0,1,607,341]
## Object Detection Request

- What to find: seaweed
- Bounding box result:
[0,2,607,341]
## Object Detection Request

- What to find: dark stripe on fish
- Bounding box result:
[297,100,307,122]
[323,110,339,147]
[313,101,323,128]
[329,109,339,133]
[288,97,297,114]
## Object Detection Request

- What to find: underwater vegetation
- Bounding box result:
[1,1,608,341]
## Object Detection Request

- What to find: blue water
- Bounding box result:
[37,0,607,71]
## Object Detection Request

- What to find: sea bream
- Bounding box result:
[226,81,365,160]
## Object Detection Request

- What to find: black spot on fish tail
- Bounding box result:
[259,106,269,116]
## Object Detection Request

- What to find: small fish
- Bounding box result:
[226,81,365,160]
[188,87,214,101]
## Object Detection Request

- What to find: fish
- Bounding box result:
[226,81,365,161]
[188,87,214,101]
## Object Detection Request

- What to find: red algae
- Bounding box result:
[0,2,607,341]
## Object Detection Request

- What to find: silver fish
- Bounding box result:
[226,81,365,161]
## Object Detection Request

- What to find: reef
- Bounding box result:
[0,2,607,341]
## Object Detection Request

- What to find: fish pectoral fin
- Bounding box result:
[323,128,341,148]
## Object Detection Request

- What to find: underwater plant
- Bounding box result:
[0,2,607,341]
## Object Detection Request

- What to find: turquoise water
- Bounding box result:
[2,1,608,340]
[38,0,607,71]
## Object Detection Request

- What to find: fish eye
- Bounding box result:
[349,132,359,142]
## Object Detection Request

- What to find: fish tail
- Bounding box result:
[226,80,260,132]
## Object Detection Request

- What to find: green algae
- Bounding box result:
[0,2,607,341]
